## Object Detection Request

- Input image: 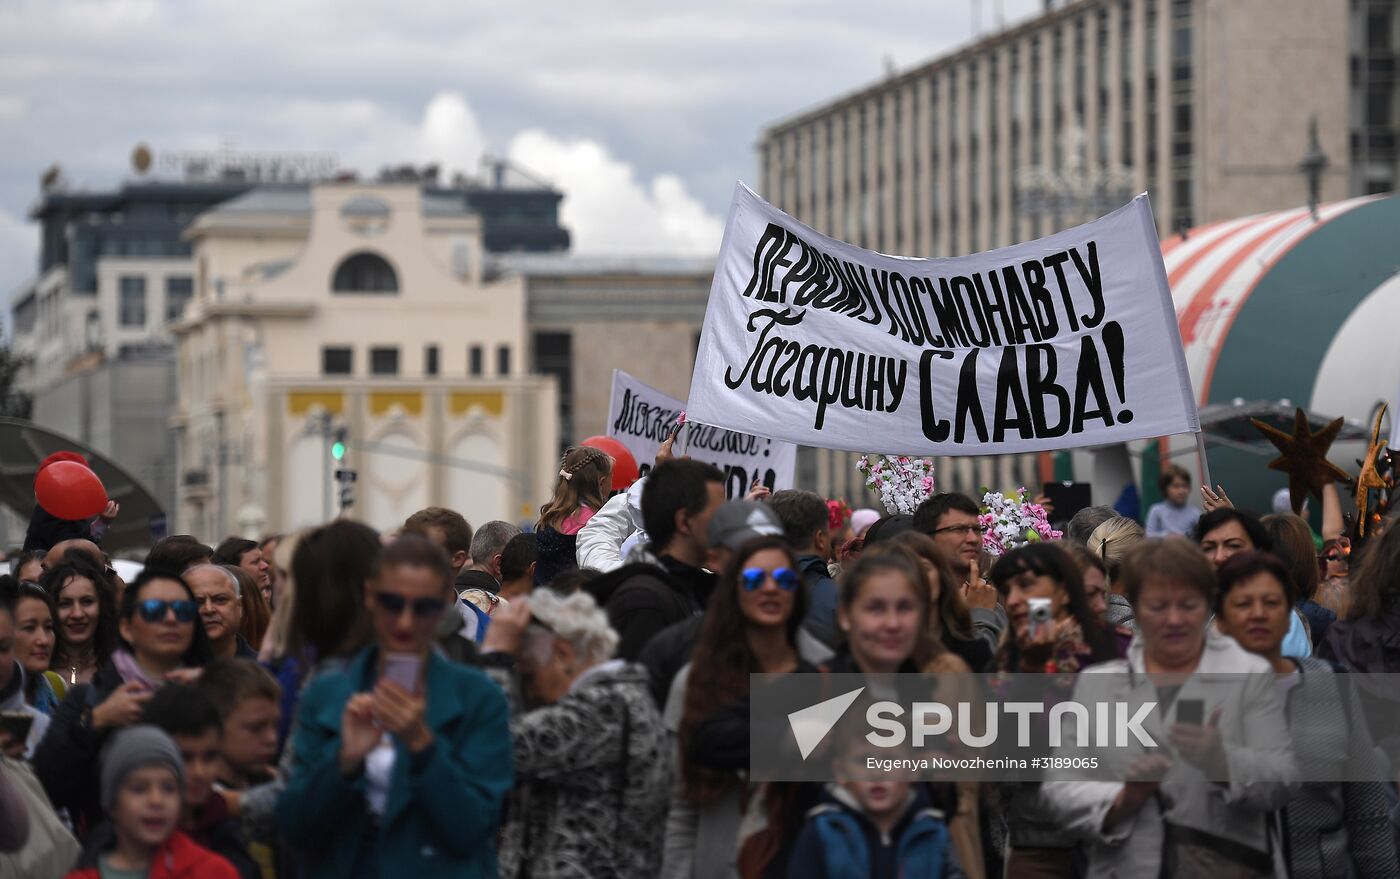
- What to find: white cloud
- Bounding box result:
[0,208,38,304]
[0,0,1049,291]
[507,129,724,256]
[414,92,486,179]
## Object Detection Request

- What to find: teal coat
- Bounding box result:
[276,647,513,879]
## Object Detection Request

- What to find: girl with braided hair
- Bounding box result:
[534,447,613,588]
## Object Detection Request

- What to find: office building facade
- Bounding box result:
[757,0,1393,502]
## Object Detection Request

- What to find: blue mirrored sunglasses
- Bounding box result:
[740,567,800,592]
[136,598,198,624]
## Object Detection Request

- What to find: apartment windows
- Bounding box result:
[119,276,146,327]
[164,276,193,323]
[534,331,573,444]
[1030,36,1043,166]
[876,99,887,248]
[322,347,353,376]
[370,347,399,376]
[469,345,483,377]
[929,79,941,247]
[948,69,959,248]
[910,87,921,249]
[1074,16,1088,124]
[1170,0,1193,230]
[424,345,440,377]
[1052,25,1065,213]
[817,118,828,229]
[497,345,511,377]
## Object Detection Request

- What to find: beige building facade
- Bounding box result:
[173,184,558,538]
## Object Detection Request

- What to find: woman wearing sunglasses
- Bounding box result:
[33,567,212,838]
[659,536,809,879]
[278,535,512,879]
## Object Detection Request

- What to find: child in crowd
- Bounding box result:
[199,658,282,878]
[786,733,965,879]
[533,446,612,587]
[64,724,239,878]
[1144,464,1200,538]
[141,685,259,879]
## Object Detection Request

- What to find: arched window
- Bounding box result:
[332,252,399,294]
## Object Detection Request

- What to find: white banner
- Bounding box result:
[687,184,1199,456]
[1390,380,1399,451]
[608,369,797,498]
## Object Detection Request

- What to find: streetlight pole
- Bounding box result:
[319,411,332,523]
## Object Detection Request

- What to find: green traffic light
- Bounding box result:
[331,441,346,460]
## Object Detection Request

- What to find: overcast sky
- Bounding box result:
[0,0,1045,304]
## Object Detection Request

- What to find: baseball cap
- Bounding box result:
[708,500,785,551]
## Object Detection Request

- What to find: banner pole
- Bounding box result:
[1194,432,1213,490]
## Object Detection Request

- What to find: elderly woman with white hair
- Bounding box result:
[481,588,671,879]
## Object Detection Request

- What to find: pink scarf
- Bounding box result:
[111,649,162,692]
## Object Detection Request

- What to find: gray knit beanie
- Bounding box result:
[100,724,185,813]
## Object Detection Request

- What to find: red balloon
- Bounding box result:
[34,461,108,521]
[580,436,639,492]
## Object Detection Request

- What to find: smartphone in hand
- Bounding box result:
[1176,698,1204,726]
[0,711,34,745]
[382,653,422,694]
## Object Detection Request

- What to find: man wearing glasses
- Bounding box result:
[913,492,1006,663]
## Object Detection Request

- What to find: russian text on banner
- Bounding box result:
[686,183,1198,456]
[608,368,797,498]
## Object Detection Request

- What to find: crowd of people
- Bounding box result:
[1,442,1398,878]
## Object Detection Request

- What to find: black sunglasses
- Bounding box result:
[372,592,446,619]
[136,599,198,624]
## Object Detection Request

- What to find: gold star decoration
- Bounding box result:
[1250,407,1352,515]
[1355,403,1392,537]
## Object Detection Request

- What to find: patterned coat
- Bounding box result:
[494,661,672,879]
[1279,658,1398,879]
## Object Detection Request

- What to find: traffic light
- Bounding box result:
[331,426,347,461]
[335,467,357,512]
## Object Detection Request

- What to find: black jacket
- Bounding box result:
[593,554,715,662]
[533,526,580,588]
[639,613,836,710]
[455,568,500,594]
[32,660,125,838]
[686,658,821,773]
[22,503,96,554]
[638,615,704,707]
